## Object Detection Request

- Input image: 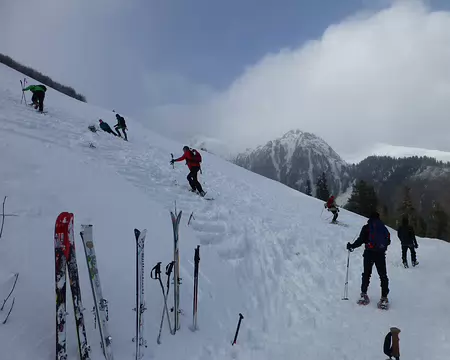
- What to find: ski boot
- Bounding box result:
[357,293,370,305]
[403,261,409,268]
[199,190,207,197]
[377,297,389,310]
[412,260,419,267]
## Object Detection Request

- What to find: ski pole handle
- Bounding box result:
[165,261,174,276]
[151,262,162,280]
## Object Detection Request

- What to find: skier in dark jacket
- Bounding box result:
[23,84,47,112]
[170,146,205,196]
[347,212,391,308]
[325,195,339,223]
[114,114,127,141]
[99,119,118,136]
[397,217,419,268]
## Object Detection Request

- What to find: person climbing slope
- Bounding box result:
[397,217,419,268]
[99,119,118,136]
[23,84,47,112]
[170,146,205,197]
[114,113,128,140]
[325,195,339,223]
[346,212,391,309]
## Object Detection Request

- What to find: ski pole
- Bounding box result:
[192,245,200,331]
[165,261,175,335]
[171,153,174,169]
[342,250,350,300]
[232,313,244,345]
[151,262,174,344]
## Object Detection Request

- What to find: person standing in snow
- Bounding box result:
[99,119,118,136]
[114,113,128,141]
[325,195,339,223]
[397,217,419,268]
[346,212,390,309]
[23,84,47,112]
[170,146,206,196]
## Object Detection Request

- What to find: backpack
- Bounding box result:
[189,148,202,163]
[367,218,390,250]
[383,332,392,357]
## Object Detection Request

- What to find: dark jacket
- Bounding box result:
[350,215,391,253]
[397,219,417,247]
[174,149,201,170]
[99,121,113,132]
[115,114,126,128]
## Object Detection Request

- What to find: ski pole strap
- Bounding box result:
[151,262,162,280]
[165,261,174,276]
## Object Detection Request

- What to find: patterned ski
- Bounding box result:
[134,228,147,360]
[80,225,114,360]
[170,210,182,332]
[55,212,69,360]
[55,212,90,360]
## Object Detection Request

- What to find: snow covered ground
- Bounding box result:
[1,63,450,360]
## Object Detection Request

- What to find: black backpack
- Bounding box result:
[383,332,392,357]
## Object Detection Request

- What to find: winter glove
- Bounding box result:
[414,243,418,249]
[337,208,340,212]
[170,159,175,165]
[324,203,327,209]
[346,242,354,252]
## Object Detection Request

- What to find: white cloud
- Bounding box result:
[160,0,450,157]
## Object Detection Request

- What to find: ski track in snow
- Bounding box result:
[1,64,450,359]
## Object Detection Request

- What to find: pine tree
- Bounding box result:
[304,179,312,196]
[315,172,330,201]
[397,186,416,226]
[427,201,449,241]
[345,180,378,218]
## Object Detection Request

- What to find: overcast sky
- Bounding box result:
[1,0,450,159]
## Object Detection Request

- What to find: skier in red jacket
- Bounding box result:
[171,146,206,196]
[325,195,339,223]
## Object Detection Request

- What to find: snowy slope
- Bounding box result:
[346,143,450,164]
[1,63,450,360]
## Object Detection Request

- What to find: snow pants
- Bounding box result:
[187,167,203,193]
[361,250,389,298]
[331,209,338,222]
[115,125,127,140]
[401,245,417,264]
[31,90,45,112]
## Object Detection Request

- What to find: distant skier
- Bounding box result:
[346,212,391,309]
[99,119,118,136]
[23,84,47,112]
[114,114,128,141]
[325,195,339,223]
[397,217,419,268]
[170,146,205,197]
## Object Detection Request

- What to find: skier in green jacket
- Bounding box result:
[23,84,47,112]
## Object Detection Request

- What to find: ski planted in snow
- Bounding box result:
[192,245,200,331]
[80,225,114,360]
[55,212,90,360]
[170,209,182,332]
[133,228,147,359]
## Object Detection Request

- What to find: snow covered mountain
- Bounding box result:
[1,63,450,360]
[234,129,352,196]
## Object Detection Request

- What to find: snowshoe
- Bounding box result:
[412,261,419,267]
[377,297,389,310]
[403,262,409,268]
[357,293,370,306]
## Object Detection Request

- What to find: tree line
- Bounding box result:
[0,53,86,103]
[304,172,449,242]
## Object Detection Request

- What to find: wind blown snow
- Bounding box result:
[0,63,450,360]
